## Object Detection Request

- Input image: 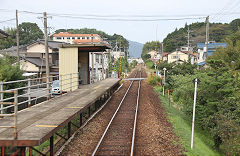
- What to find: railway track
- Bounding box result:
[92,67,142,156]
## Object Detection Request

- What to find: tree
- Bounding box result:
[0,28,16,49]
[18,22,44,45]
[0,22,43,50]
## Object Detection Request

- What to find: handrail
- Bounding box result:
[0,90,18,139]
[0,72,81,113]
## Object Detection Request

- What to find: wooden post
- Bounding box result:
[68,122,71,139]
[88,107,91,117]
[1,147,5,156]
[50,136,54,156]
[80,113,82,126]
[21,147,26,156]
[29,147,32,156]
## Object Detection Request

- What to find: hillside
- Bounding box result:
[128,40,143,58]
[163,19,240,52]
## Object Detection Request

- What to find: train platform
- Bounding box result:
[0,78,120,147]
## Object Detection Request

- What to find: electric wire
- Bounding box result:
[0,18,15,23]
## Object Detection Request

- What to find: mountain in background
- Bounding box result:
[128,40,143,58]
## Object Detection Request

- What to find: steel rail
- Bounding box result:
[130,70,142,156]
[91,71,138,156]
[55,83,124,156]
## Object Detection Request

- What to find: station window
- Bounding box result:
[96,55,99,63]
[56,37,62,39]
[72,37,75,39]
[77,37,80,39]
[67,37,70,39]
[87,37,89,39]
[82,37,85,39]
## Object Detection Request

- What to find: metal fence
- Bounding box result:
[0,73,80,114]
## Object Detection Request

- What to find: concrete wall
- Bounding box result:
[59,47,78,91]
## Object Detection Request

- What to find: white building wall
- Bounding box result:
[27,43,52,53]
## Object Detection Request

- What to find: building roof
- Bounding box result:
[72,39,102,44]
[0,45,27,57]
[197,42,227,49]
[163,52,168,57]
[0,29,9,38]
[60,43,111,52]
[28,39,67,50]
[53,32,100,37]
[22,57,50,67]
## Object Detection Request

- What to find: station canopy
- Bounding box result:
[59,42,111,52]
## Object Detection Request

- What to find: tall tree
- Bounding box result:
[18,22,43,45]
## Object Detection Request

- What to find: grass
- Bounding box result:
[145,60,154,69]
[154,86,223,156]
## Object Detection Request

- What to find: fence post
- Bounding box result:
[60,75,62,94]
[70,74,72,91]
[28,79,31,107]
[47,76,50,100]
[14,90,18,139]
[0,81,3,114]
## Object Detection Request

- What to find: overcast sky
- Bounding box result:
[1,0,240,44]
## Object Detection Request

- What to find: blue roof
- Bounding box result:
[198,61,206,66]
[197,43,227,49]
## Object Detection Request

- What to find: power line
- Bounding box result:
[47,14,206,21]
[0,18,15,23]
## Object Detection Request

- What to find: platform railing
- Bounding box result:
[0,90,18,139]
[0,73,81,114]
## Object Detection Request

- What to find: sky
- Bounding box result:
[0,0,240,44]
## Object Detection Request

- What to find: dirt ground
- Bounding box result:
[59,68,185,156]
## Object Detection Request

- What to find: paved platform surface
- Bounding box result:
[0,78,120,146]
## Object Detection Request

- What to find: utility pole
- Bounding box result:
[187,26,190,58]
[163,68,167,96]
[206,16,209,58]
[43,12,50,99]
[191,78,200,149]
[16,10,20,64]
[119,37,122,74]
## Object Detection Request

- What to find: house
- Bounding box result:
[180,46,193,52]
[53,32,102,44]
[168,51,197,64]
[168,51,188,63]
[111,51,125,60]
[162,52,168,62]
[0,29,9,38]
[197,42,227,65]
[147,50,157,60]
[19,39,66,80]
[0,45,27,57]
[89,52,109,82]
[20,57,47,75]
